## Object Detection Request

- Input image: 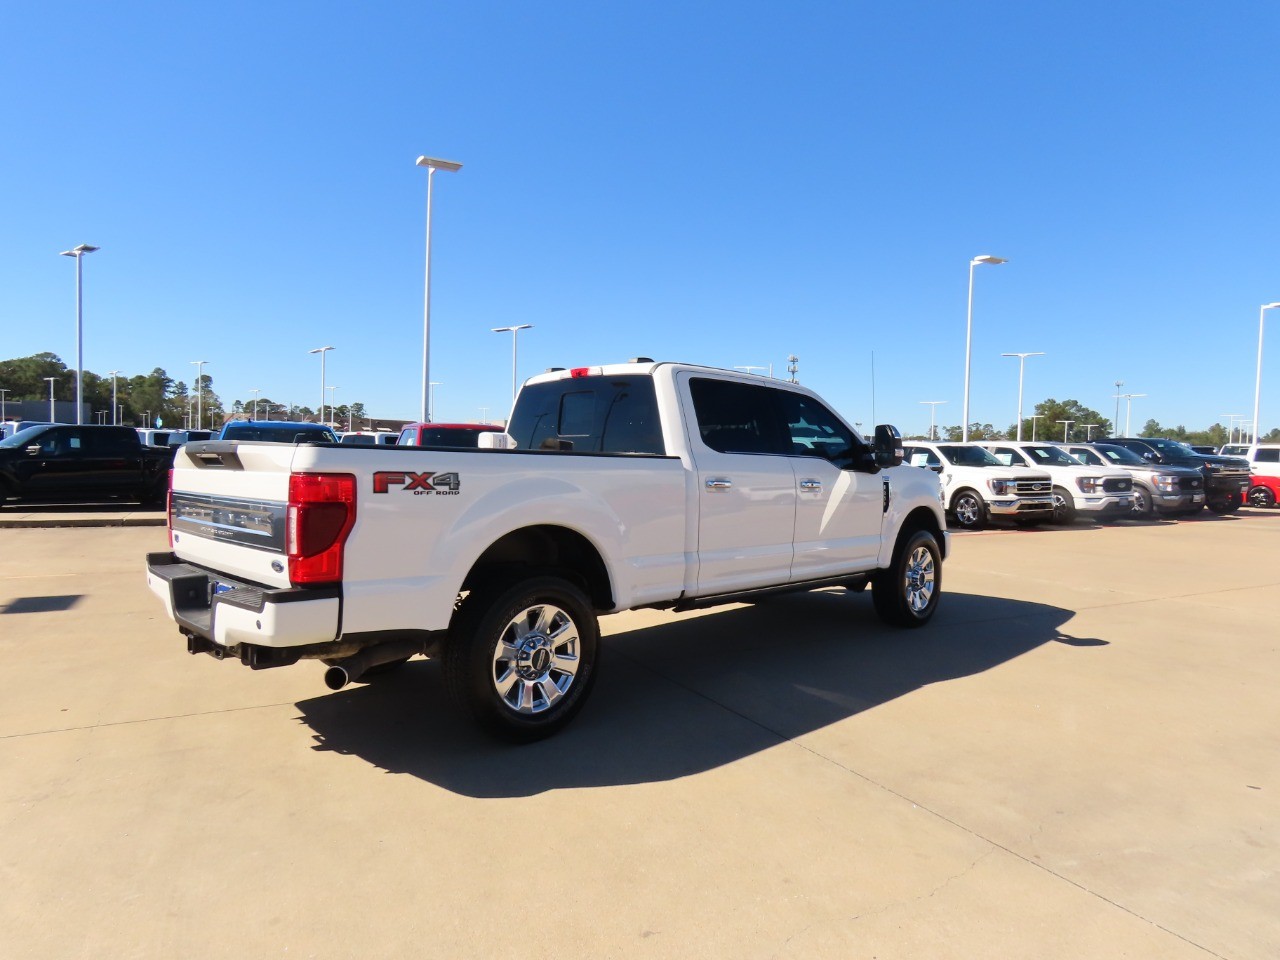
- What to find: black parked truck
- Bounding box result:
[0,424,174,508]
[1102,437,1250,514]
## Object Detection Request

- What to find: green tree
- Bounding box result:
[1026,399,1111,443]
[941,423,1004,441]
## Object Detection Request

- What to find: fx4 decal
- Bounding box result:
[372,471,461,495]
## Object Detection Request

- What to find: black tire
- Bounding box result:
[949,490,986,531]
[1051,486,1077,524]
[445,575,599,742]
[1249,485,1276,509]
[872,529,942,628]
[1207,495,1241,515]
[1131,485,1154,518]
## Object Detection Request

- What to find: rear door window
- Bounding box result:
[508,377,663,454]
[688,378,786,455]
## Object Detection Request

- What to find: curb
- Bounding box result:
[0,514,167,529]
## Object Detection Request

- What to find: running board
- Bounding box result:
[659,574,871,613]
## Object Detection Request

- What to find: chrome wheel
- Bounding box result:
[952,492,984,530]
[491,602,581,715]
[903,544,936,614]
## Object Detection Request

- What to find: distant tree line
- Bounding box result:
[914,396,1280,444]
[0,353,367,430]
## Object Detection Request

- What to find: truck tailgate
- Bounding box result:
[168,442,297,589]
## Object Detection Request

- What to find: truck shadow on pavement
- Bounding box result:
[295,591,1097,797]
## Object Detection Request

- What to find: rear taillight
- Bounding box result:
[166,470,174,548]
[286,473,356,585]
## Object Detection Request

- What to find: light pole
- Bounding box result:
[429,382,442,422]
[1082,423,1100,440]
[1113,380,1124,434]
[787,355,800,383]
[919,401,947,441]
[1220,413,1243,444]
[492,324,533,404]
[189,360,208,431]
[0,387,8,422]
[327,386,338,427]
[479,406,489,424]
[309,346,334,423]
[962,254,1007,441]
[107,370,121,425]
[58,244,99,424]
[1251,302,1280,447]
[416,155,463,422]
[143,409,151,429]
[1030,414,1042,441]
[1000,351,1044,441]
[44,377,58,421]
[1114,393,1147,436]
[1056,420,1075,442]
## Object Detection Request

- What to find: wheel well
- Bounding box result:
[461,525,614,610]
[898,506,944,552]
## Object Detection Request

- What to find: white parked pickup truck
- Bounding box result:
[901,440,1054,530]
[146,360,949,741]
[979,441,1133,523]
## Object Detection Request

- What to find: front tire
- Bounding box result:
[1051,486,1077,524]
[1131,485,1154,518]
[1249,485,1276,508]
[445,575,599,742]
[950,490,986,531]
[872,529,942,628]
[1207,495,1241,515]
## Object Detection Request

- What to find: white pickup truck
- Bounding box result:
[901,440,1054,530]
[146,361,949,741]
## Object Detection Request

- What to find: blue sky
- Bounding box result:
[3,2,1279,436]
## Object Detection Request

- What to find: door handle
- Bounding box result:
[705,478,733,490]
[799,479,822,491]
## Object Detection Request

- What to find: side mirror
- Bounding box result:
[874,425,904,468]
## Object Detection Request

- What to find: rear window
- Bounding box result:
[508,376,664,454]
[223,424,337,443]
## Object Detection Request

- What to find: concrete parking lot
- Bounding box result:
[1,512,1277,959]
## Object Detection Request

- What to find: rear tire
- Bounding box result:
[445,575,599,742]
[1249,485,1276,508]
[872,529,942,628]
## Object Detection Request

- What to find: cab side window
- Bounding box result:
[774,390,856,463]
[989,447,1021,467]
[1073,448,1102,466]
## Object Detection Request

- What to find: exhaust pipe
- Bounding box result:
[324,638,424,690]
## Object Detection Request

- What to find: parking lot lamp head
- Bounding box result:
[963,254,1007,442]
[416,155,463,422]
[1252,303,1280,447]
